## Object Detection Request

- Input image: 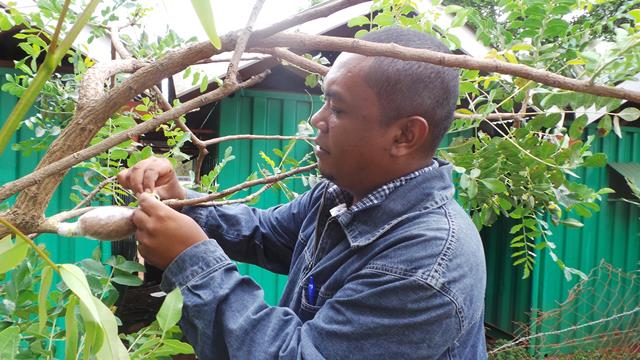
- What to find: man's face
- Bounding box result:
[310,54,395,198]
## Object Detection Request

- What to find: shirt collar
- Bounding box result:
[326,159,439,215]
[322,158,455,248]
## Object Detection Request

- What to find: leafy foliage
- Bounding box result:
[346,0,639,278]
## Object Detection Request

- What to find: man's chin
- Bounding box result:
[317,166,335,183]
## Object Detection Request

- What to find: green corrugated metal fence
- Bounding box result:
[218,89,320,305]
[528,126,640,354]
[0,67,111,263]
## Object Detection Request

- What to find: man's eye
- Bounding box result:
[330,107,342,115]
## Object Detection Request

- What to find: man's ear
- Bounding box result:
[389,116,429,157]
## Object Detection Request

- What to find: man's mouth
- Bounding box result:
[314,144,329,156]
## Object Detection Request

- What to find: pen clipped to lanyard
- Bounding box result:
[307,275,316,306]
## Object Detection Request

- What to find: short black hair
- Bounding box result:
[360,27,459,152]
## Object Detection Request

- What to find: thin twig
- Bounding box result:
[202,134,313,147]
[195,56,267,65]
[48,0,71,54]
[252,47,329,76]
[72,176,115,210]
[200,183,274,206]
[165,163,317,207]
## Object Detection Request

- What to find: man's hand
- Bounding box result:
[117,156,186,200]
[133,192,208,269]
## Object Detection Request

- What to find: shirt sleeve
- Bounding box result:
[161,240,463,360]
[179,183,322,274]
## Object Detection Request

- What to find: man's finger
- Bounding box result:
[142,168,159,193]
[138,192,170,215]
[132,208,151,229]
[128,166,146,195]
[116,169,130,190]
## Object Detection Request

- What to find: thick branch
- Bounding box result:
[0,72,270,205]
[250,0,367,41]
[261,33,640,103]
[8,59,146,233]
[226,0,265,83]
[253,47,329,76]
[110,26,208,153]
[165,163,317,207]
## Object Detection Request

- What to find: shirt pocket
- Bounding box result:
[299,282,333,322]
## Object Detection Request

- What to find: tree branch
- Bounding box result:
[202,134,313,147]
[110,26,210,174]
[252,47,329,76]
[0,71,270,205]
[225,0,265,83]
[6,58,146,233]
[72,176,115,210]
[260,33,640,103]
[165,163,317,207]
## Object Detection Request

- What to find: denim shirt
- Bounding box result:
[161,158,487,359]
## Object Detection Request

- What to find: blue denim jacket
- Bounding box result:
[161,159,487,359]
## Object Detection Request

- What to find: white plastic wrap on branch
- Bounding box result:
[56,206,136,241]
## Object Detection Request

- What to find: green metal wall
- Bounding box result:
[218,89,320,305]
[0,67,111,263]
[529,126,640,352]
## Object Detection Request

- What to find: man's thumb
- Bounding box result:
[138,192,167,214]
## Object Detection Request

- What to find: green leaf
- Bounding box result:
[567,58,585,65]
[110,259,145,273]
[93,297,129,359]
[568,115,588,139]
[190,0,221,49]
[618,107,640,122]
[0,326,19,360]
[498,197,513,211]
[372,12,394,26]
[111,274,143,286]
[60,264,104,354]
[0,0,101,156]
[200,74,209,93]
[480,178,508,193]
[259,151,276,169]
[161,339,195,355]
[597,114,612,136]
[38,266,53,331]
[65,296,79,360]
[468,179,478,198]
[347,15,370,27]
[157,287,184,333]
[444,5,463,13]
[560,218,583,228]
[0,235,28,274]
[583,153,607,167]
[544,19,568,38]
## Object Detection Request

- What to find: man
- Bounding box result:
[118,27,487,359]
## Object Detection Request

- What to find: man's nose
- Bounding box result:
[310,108,328,133]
